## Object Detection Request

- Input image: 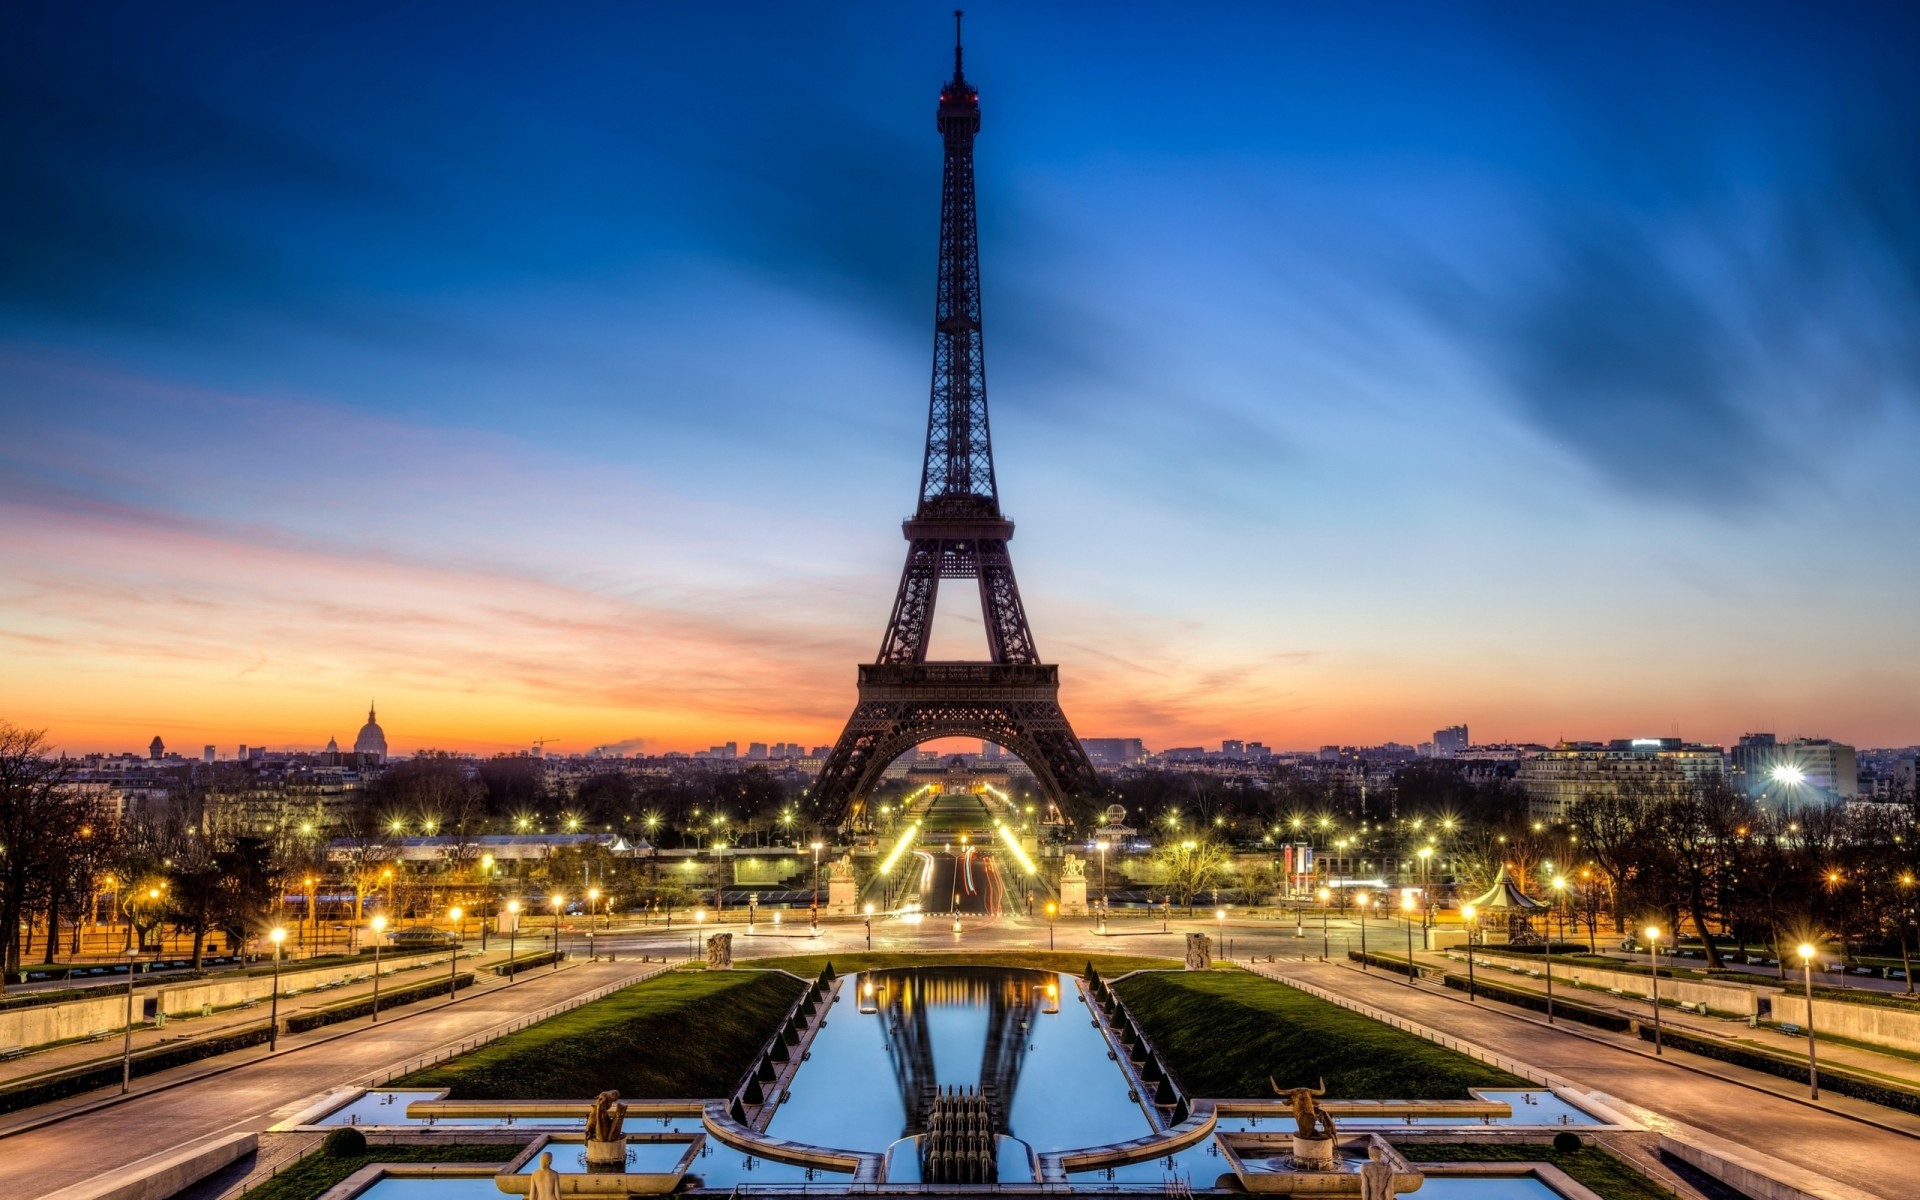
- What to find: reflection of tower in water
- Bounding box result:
[871,968,1046,1138]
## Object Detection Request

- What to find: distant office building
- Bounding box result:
[980,742,1002,760]
[237,745,248,760]
[1731,734,1857,802]
[1081,738,1148,768]
[745,742,769,761]
[202,745,216,763]
[1433,725,1469,758]
[1518,738,1726,823]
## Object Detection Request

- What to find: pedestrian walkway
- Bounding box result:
[1400,945,1920,1090]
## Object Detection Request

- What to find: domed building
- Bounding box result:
[353,702,388,764]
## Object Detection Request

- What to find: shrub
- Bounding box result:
[0,1024,272,1114]
[1638,1025,1920,1115]
[492,952,563,977]
[323,1127,368,1156]
[284,973,474,1033]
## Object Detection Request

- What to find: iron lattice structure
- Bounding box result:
[810,17,1102,830]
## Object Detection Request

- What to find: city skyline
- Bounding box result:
[6,3,1920,756]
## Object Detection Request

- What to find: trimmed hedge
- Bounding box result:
[0,1023,272,1114]
[1441,972,1634,1032]
[493,951,564,977]
[1409,1143,1670,1200]
[0,986,96,1011]
[283,972,474,1033]
[1346,950,1634,1033]
[1639,1025,1920,1115]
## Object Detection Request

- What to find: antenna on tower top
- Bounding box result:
[954,9,964,77]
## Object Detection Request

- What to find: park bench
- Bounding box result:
[0,1046,27,1060]
[1606,988,1624,997]
[1525,970,1541,978]
[1780,1022,1803,1036]
[86,1028,112,1042]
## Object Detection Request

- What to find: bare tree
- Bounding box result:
[0,724,83,984]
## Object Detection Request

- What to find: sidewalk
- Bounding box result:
[0,945,517,1088]
[1399,945,1920,1090]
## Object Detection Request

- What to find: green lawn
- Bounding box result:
[397,970,804,1099]
[240,1146,508,1200]
[1408,1143,1670,1200]
[1111,970,1525,1099]
[743,950,1177,977]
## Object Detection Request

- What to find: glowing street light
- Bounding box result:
[268,927,287,1051]
[1355,890,1371,970]
[505,900,521,983]
[1461,904,1478,1001]
[550,893,565,969]
[1797,943,1820,1098]
[447,907,463,1002]
[369,914,388,1020]
[1645,926,1664,1055]
[1046,900,1057,950]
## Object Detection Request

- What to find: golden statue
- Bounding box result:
[1271,1077,1337,1139]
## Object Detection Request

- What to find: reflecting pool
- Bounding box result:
[316,1091,571,1128]
[769,967,1149,1154]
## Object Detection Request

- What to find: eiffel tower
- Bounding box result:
[809,13,1102,831]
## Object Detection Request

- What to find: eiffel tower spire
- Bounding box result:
[809,17,1102,831]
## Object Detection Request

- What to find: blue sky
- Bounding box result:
[3,1,1917,755]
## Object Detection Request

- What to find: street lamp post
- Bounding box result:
[1646,926,1664,1056]
[1047,901,1057,950]
[1546,876,1566,1025]
[810,841,824,912]
[506,900,520,982]
[268,927,286,1052]
[1462,904,1478,1001]
[864,903,874,949]
[1096,840,1109,932]
[1401,893,1416,986]
[550,893,565,969]
[479,854,494,951]
[447,907,463,1002]
[369,915,387,1020]
[1356,891,1370,969]
[1317,888,1331,960]
[120,946,139,1093]
[1797,943,1821,1098]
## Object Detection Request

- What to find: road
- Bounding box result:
[3,960,652,1198]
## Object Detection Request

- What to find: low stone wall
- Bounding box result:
[157,953,451,1016]
[1475,954,1763,1017]
[39,1131,257,1200]
[0,992,134,1050]
[1771,992,1920,1055]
